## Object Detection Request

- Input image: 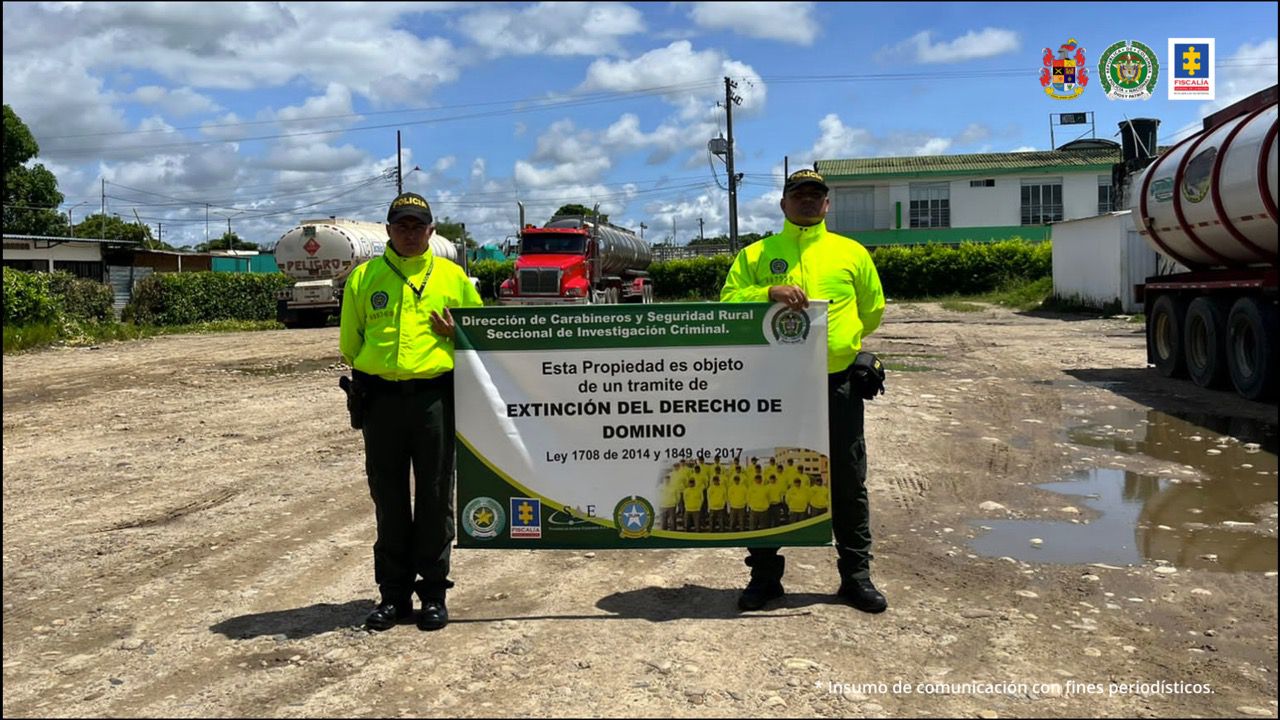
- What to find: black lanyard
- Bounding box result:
[383,255,434,299]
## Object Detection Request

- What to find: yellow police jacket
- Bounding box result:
[809,485,830,510]
[340,246,482,380]
[721,219,885,374]
[727,479,748,509]
[747,481,772,512]
[785,484,811,513]
[682,485,705,512]
[706,483,727,511]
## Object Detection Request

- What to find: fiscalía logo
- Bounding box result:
[1098,40,1159,100]
[509,497,542,539]
[613,495,655,539]
[1040,38,1089,100]
[370,290,389,310]
[770,308,811,344]
[1168,38,1214,100]
[461,497,505,540]
[769,258,789,275]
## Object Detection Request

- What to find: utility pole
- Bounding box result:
[205,203,210,246]
[100,179,106,235]
[724,76,742,254]
[396,131,403,195]
[698,217,705,243]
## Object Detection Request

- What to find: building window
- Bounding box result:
[909,182,950,228]
[1097,175,1114,214]
[1021,178,1063,225]
[969,178,995,188]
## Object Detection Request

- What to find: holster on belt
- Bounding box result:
[338,374,366,429]
[847,351,886,400]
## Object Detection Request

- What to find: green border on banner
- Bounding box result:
[455,434,833,549]
[452,302,772,351]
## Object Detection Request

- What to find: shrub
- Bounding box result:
[47,271,114,321]
[125,271,292,325]
[2,266,60,325]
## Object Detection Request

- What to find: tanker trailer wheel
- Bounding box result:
[1226,297,1278,401]
[643,283,654,303]
[1183,296,1230,389]
[1147,294,1187,378]
[605,287,620,304]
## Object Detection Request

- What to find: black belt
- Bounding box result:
[353,369,452,394]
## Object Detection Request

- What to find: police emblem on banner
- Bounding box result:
[509,497,542,538]
[1040,38,1089,100]
[461,497,505,540]
[770,308,811,344]
[769,258,789,275]
[613,496,655,539]
[1098,40,1158,100]
[371,291,389,309]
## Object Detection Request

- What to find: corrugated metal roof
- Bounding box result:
[817,148,1121,179]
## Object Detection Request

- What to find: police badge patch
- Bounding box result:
[769,258,789,275]
[371,291,389,309]
[461,497,505,540]
[613,496,655,539]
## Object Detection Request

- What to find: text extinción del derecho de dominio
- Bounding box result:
[459,308,754,340]
[505,397,784,439]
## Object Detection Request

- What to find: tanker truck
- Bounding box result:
[497,204,654,305]
[275,217,461,328]
[1128,84,1277,401]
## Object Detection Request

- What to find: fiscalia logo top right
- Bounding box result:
[1168,38,1215,100]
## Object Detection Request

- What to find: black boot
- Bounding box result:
[364,598,413,631]
[738,552,785,611]
[417,595,449,631]
[837,576,887,613]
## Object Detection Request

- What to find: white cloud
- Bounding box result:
[580,41,767,119]
[806,114,993,162]
[434,156,457,173]
[877,27,1019,64]
[128,86,221,117]
[1206,38,1278,113]
[811,114,874,159]
[688,2,818,45]
[458,2,644,57]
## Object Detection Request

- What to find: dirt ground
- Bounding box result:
[3,301,1277,719]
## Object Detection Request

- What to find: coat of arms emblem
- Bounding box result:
[1041,38,1089,100]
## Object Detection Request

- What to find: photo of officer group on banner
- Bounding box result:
[656,447,831,534]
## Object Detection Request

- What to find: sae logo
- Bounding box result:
[1168,38,1214,100]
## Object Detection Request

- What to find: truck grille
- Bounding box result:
[518,268,561,295]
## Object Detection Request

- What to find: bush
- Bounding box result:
[470,259,515,300]
[3,266,60,325]
[872,240,1051,299]
[47,271,114,321]
[125,271,293,325]
[649,255,734,300]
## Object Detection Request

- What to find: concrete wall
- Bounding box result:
[1,239,102,271]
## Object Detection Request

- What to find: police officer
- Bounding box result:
[721,169,888,614]
[339,191,482,631]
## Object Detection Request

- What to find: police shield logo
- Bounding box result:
[461,497,505,540]
[770,308,811,344]
[769,258,789,275]
[371,291,389,309]
[1098,40,1159,100]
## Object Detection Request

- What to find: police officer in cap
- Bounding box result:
[721,169,888,614]
[340,191,482,631]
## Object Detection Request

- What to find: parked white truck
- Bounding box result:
[274,217,461,328]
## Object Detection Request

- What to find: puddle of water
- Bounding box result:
[968,408,1278,573]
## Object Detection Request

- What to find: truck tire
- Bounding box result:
[605,287,619,304]
[1183,296,1230,389]
[1226,296,1278,401]
[1147,294,1187,378]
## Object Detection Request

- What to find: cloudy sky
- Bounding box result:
[3,1,1276,249]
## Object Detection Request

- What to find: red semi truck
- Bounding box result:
[1129,85,1277,400]
[498,207,654,305]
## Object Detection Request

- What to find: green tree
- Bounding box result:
[435,216,476,248]
[73,213,155,245]
[196,232,259,252]
[551,204,609,224]
[3,104,69,237]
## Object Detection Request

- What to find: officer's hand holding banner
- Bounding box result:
[450,301,834,549]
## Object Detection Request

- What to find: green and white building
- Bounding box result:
[815,140,1122,246]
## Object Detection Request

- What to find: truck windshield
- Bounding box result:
[521,233,585,254]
